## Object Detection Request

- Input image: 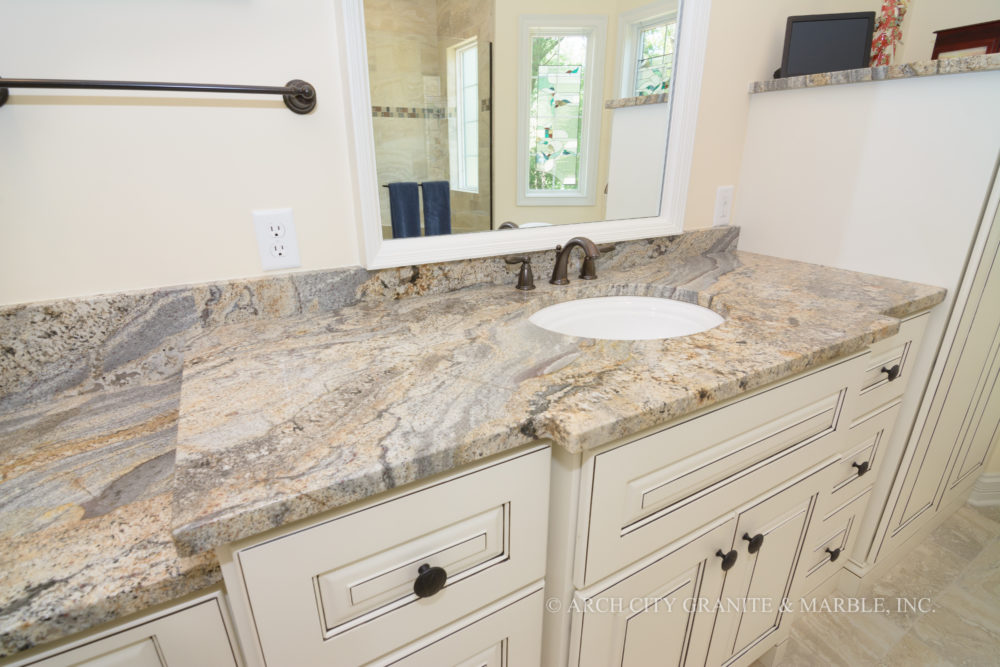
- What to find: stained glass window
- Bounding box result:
[527,33,587,193]
[633,20,676,97]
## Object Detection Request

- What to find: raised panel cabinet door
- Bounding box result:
[706,463,829,666]
[569,517,737,667]
[381,587,543,667]
[883,203,1000,553]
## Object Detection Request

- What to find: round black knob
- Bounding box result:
[852,461,870,476]
[881,364,901,381]
[826,547,842,562]
[716,549,738,571]
[413,564,447,598]
[742,532,765,554]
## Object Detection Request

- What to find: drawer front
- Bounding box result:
[851,313,928,420]
[381,586,543,666]
[832,403,901,502]
[579,357,858,587]
[804,485,872,585]
[16,595,238,667]
[236,447,549,667]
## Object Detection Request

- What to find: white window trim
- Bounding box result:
[515,16,606,207]
[338,0,712,270]
[616,2,678,99]
[453,38,479,194]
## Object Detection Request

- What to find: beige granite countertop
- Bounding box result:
[749,52,1000,93]
[171,242,945,555]
[0,228,947,657]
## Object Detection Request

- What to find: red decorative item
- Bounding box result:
[871,0,908,66]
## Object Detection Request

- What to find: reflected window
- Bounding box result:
[633,19,676,96]
[518,17,605,207]
[528,33,586,193]
[453,39,479,193]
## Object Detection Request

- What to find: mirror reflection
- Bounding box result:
[364,0,679,240]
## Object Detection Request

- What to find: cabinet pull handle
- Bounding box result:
[852,461,870,476]
[826,547,842,562]
[413,563,447,598]
[742,532,765,554]
[716,549,738,571]
[881,364,901,381]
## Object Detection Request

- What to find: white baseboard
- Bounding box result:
[968,473,1000,506]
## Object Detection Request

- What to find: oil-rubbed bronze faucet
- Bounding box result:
[550,237,601,285]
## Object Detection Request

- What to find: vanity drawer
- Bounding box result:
[851,313,928,420]
[578,357,858,587]
[831,402,900,502]
[804,485,872,585]
[233,446,549,667]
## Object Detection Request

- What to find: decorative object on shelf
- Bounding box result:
[871,0,909,67]
[932,19,1000,60]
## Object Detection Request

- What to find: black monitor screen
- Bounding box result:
[782,13,875,77]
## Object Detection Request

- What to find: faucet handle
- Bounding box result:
[504,255,535,291]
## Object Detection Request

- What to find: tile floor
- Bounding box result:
[769,504,1000,666]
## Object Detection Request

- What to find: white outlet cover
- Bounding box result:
[713,186,735,227]
[253,209,301,271]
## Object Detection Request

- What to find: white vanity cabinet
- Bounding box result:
[5,592,241,667]
[548,312,934,667]
[218,446,550,667]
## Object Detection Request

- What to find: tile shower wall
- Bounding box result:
[365,0,493,237]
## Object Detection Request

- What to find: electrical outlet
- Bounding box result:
[253,209,301,270]
[713,186,735,227]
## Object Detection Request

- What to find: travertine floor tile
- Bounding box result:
[877,631,953,666]
[929,506,1000,560]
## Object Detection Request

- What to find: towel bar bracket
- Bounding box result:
[0,76,316,114]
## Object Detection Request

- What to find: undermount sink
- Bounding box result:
[529,296,724,340]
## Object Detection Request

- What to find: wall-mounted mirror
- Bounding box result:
[363,0,680,240]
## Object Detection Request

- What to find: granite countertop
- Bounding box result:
[171,243,945,554]
[0,228,946,658]
[749,52,1000,93]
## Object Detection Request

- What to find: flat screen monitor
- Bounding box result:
[778,12,876,78]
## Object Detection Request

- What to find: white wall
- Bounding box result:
[0,0,361,306]
[735,70,1000,547]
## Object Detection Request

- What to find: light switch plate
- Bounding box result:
[253,208,301,271]
[713,186,735,227]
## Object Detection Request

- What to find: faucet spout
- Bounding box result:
[550,237,601,285]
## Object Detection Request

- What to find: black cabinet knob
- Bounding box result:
[881,364,901,381]
[852,461,870,476]
[716,549,738,571]
[413,563,447,598]
[826,547,842,562]
[742,532,765,554]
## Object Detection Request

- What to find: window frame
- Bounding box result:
[617,3,678,99]
[516,15,607,207]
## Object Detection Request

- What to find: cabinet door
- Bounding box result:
[880,201,1000,556]
[570,518,736,667]
[707,464,827,666]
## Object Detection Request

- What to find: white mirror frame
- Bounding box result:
[338,0,711,269]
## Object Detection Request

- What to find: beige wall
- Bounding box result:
[988,439,1000,474]
[896,0,1000,63]
[682,0,882,230]
[0,0,360,306]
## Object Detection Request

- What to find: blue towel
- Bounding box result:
[421,181,452,236]
[388,182,421,238]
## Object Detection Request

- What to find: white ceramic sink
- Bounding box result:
[529,296,724,340]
